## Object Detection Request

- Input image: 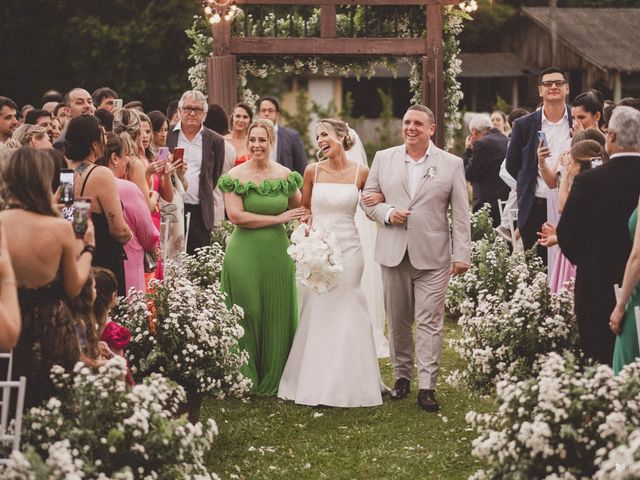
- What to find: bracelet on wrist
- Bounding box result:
[81,244,96,256]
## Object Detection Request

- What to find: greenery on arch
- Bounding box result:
[186,5,471,148]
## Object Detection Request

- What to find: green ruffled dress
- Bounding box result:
[218,172,303,395]
[613,208,640,374]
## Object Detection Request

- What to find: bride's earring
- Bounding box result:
[316,149,326,162]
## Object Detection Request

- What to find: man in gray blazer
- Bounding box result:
[167,90,226,254]
[361,105,471,411]
[257,96,308,176]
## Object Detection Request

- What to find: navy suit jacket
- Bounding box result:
[276,125,308,176]
[505,107,572,228]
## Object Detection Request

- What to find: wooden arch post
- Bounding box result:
[207,0,457,148]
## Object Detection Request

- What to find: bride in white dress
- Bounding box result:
[278,119,384,407]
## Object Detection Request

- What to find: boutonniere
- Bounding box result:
[426,166,437,179]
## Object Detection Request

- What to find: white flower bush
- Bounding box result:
[467,353,640,480]
[449,266,578,393]
[114,251,251,398]
[0,358,220,479]
[287,223,343,294]
[446,205,543,320]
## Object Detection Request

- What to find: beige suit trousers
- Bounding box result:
[381,252,450,390]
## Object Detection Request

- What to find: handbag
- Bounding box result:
[143,250,157,273]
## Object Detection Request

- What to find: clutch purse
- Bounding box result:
[144,250,157,273]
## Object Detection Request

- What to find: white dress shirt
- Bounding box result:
[385,142,432,223]
[175,122,204,205]
[535,108,571,198]
[268,123,279,163]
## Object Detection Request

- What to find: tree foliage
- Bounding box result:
[2,0,199,110]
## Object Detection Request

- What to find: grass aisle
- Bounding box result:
[203,322,494,479]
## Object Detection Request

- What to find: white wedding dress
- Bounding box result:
[278,164,384,407]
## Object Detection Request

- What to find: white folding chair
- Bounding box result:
[497,199,507,221]
[0,376,27,464]
[0,352,14,382]
[507,208,519,246]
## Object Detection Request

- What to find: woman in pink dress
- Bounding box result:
[539,139,605,292]
[98,133,159,294]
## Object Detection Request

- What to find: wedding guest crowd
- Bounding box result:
[2,72,640,415]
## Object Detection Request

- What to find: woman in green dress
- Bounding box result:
[610,199,640,374]
[218,119,305,395]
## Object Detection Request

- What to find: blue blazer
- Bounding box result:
[276,125,308,177]
[505,107,572,228]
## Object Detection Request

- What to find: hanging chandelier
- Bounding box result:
[203,0,239,24]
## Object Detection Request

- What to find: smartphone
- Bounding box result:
[113,99,123,109]
[157,146,169,162]
[59,169,74,205]
[173,147,185,165]
[537,131,548,147]
[73,197,92,238]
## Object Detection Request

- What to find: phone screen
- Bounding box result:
[173,147,185,165]
[73,197,92,238]
[59,169,74,205]
[113,99,123,109]
[157,147,169,162]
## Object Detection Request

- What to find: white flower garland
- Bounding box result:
[186,5,470,147]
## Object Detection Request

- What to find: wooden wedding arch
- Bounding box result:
[206,0,459,147]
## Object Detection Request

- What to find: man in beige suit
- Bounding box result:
[361,105,470,411]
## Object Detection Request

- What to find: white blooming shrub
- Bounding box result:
[0,358,220,479]
[287,223,344,294]
[114,257,251,398]
[468,354,640,480]
[449,266,578,393]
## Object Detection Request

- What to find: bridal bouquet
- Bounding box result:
[287,223,343,294]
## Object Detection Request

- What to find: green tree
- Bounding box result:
[2,0,199,110]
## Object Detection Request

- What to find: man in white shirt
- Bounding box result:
[361,105,471,412]
[506,67,572,263]
[167,90,227,254]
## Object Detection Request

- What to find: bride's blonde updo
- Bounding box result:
[316,119,355,151]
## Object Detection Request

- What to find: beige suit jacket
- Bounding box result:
[361,144,471,270]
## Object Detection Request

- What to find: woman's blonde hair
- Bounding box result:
[247,119,276,151]
[113,108,141,141]
[12,124,49,146]
[316,118,355,151]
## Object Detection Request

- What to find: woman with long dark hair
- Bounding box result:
[65,115,132,296]
[0,147,94,406]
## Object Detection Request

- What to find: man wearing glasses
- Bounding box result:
[506,67,572,264]
[168,90,227,254]
[257,96,308,176]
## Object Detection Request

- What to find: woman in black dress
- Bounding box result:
[64,115,132,296]
[0,147,95,406]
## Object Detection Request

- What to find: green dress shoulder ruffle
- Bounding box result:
[218,172,302,197]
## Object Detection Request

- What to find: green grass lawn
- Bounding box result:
[203,322,494,480]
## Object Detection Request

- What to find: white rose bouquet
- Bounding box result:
[287,223,343,294]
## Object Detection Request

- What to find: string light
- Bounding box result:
[459,0,478,13]
[203,0,239,24]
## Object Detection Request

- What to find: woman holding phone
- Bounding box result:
[149,110,187,261]
[0,147,94,406]
[99,132,159,293]
[65,115,132,297]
